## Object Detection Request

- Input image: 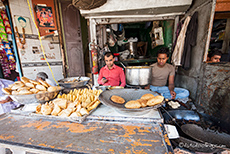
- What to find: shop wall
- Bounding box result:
[175,0,214,100]
[8,0,63,82]
[198,63,230,114]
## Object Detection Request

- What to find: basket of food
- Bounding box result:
[58,77,90,88]
[2,77,63,104]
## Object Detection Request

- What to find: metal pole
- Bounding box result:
[5,5,23,78]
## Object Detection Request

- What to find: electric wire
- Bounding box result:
[26,0,59,85]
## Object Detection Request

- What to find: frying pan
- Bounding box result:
[162,110,230,151]
[181,124,230,148]
[99,89,165,115]
[173,136,224,153]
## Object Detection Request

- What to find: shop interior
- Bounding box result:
[97,20,174,69]
[207,10,230,62]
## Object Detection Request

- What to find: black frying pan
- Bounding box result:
[99,89,165,115]
[181,124,230,148]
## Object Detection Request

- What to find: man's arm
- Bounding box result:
[97,69,107,85]
[119,68,126,87]
[0,96,13,104]
[168,75,176,99]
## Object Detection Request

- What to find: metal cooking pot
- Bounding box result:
[125,66,151,86]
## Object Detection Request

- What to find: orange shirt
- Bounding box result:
[98,64,126,87]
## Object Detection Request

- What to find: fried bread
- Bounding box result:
[110,95,125,104]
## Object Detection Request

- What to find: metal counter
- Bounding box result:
[0,105,173,154]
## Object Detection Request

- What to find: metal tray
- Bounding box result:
[7,86,64,104]
[99,89,165,115]
[58,77,90,88]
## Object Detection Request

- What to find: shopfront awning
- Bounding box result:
[80,0,193,19]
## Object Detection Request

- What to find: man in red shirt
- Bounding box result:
[98,52,126,87]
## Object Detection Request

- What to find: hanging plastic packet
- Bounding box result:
[0,20,4,27]
[1,10,9,20]
[0,33,8,42]
[3,42,15,62]
[0,25,6,33]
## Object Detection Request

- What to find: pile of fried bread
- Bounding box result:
[36,88,102,117]
[111,93,164,109]
[2,77,60,95]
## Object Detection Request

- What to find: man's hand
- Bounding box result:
[170,91,176,99]
[101,78,108,84]
[0,96,12,104]
[144,85,150,89]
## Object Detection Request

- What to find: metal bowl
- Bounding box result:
[7,86,64,104]
[99,89,165,115]
[58,77,90,88]
[94,86,111,91]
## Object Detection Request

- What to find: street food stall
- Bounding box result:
[79,0,193,86]
[0,76,173,153]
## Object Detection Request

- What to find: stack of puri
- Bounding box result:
[2,77,60,101]
[110,93,164,109]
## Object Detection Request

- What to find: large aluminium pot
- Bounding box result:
[125,66,151,86]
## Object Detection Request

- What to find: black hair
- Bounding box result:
[37,72,48,81]
[157,47,169,57]
[104,52,114,58]
[18,16,26,23]
[208,48,222,58]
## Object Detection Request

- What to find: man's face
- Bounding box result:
[211,55,221,63]
[105,55,115,69]
[157,53,168,67]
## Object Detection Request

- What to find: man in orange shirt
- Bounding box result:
[98,52,126,87]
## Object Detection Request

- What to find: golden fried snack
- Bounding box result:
[48,101,54,109]
[11,82,25,90]
[47,86,57,92]
[69,111,82,117]
[37,91,46,94]
[147,95,164,106]
[87,100,100,111]
[2,88,11,95]
[38,79,50,88]
[25,82,35,88]
[11,91,19,95]
[110,95,125,104]
[80,108,89,115]
[36,103,42,114]
[36,85,46,91]
[30,88,39,94]
[53,98,67,109]
[17,87,31,91]
[18,89,33,95]
[125,100,142,109]
[14,81,24,85]
[51,104,62,116]
[136,99,148,107]
[21,77,30,83]
[29,80,41,85]
[41,103,52,115]
[58,109,72,117]
[141,93,155,100]
[67,102,76,111]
